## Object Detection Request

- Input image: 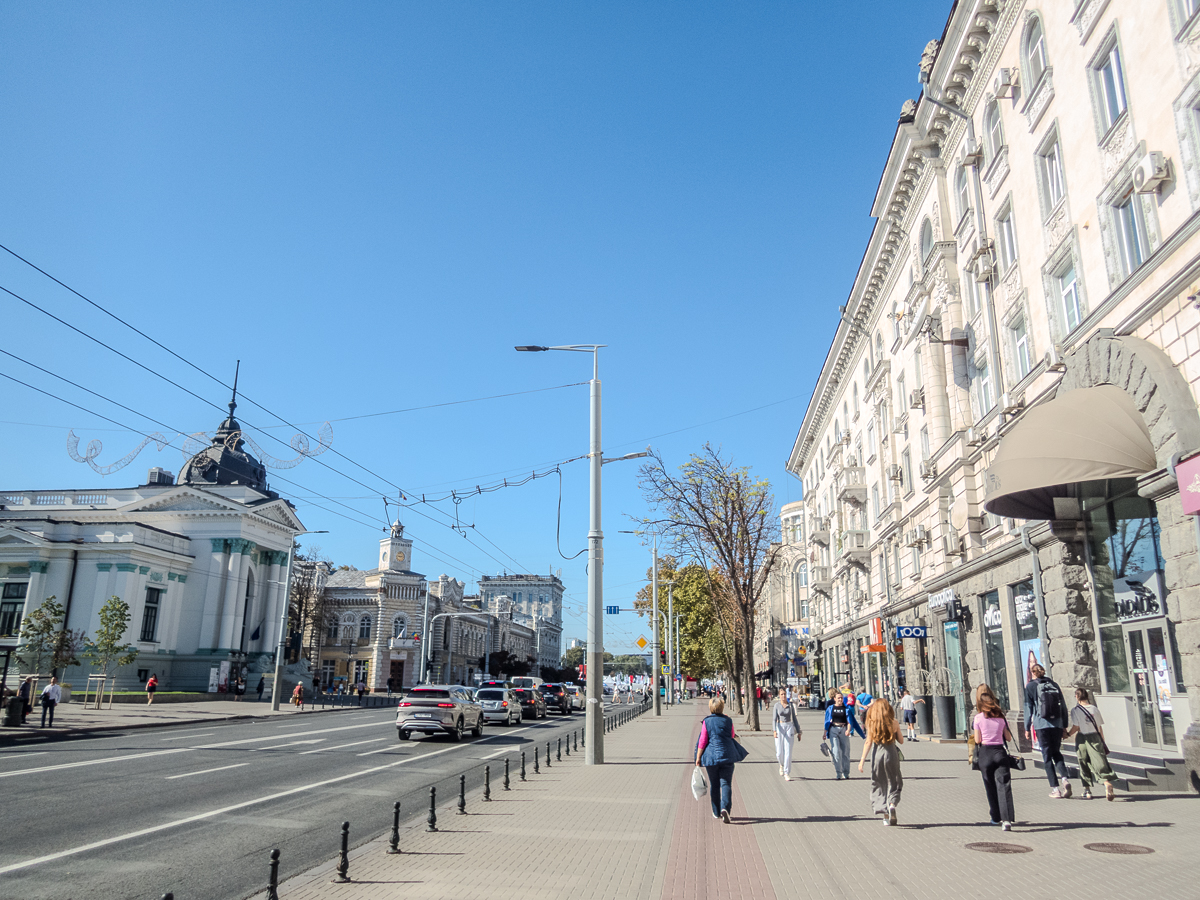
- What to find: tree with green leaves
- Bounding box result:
[83,596,139,696]
[634,556,726,683]
[16,597,66,674]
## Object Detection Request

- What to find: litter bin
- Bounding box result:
[3,695,23,727]
[916,694,934,735]
[934,694,957,740]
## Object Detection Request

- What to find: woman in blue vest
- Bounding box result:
[823,690,865,779]
[694,696,746,823]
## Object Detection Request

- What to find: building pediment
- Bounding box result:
[119,487,240,516]
[246,499,305,532]
[0,526,50,548]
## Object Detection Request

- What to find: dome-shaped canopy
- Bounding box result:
[179,391,269,491]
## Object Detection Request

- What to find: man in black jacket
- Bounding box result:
[1023,663,1072,798]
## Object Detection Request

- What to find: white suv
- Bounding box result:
[396,685,484,741]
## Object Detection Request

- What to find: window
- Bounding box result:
[975,360,994,414]
[866,419,876,459]
[896,374,906,414]
[955,166,970,220]
[901,448,914,496]
[920,426,931,461]
[984,101,1004,163]
[140,587,162,642]
[359,615,372,641]
[1011,317,1032,378]
[2,582,27,600]
[321,659,336,685]
[392,616,408,639]
[353,660,369,684]
[326,618,339,642]
[1114,193,1148,275]
[1041,139,1066,208]
[853,383,859,415]
[920,219,934,261]
[875,332,884,361]
[997,209,1018,271]
[962,267,980,317]
[872,484,880,521]
[0,601,22,637]
[1025,18,1048,88]
[1094,42,1127,132]
[863,358,871,383]
[1059,265,1083,331]
[913,346,923,388]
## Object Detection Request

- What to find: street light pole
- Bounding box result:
[665,580,675,707]
[651,534,661,717]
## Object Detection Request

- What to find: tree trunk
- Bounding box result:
[742,617,760,731]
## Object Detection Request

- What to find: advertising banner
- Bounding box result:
[1177,453,1200,515]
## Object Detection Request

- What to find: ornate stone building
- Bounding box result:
[479,572,564,672]
[787,0,1200,788]
[755,501,812,690]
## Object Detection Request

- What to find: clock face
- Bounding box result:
[395,551,406,562]
[381,552,388,562]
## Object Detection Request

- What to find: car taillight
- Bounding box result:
[436,703,455,708]
[501,701,508,707]
[398,702,412,707]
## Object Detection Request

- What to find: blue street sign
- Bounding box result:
[895,626,927,639]
[605,605,620,615]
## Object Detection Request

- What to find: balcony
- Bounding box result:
[837,467,867,505]
[811,566,833,595]
[864,358,890,396]
[809,517,830,546]
[840,529,871,565]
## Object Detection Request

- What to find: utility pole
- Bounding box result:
[666,580,675,706]
[652,534,661,716]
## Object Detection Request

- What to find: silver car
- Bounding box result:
[565,683,585,710]
[396,685,484,741]
[477,687,523,726]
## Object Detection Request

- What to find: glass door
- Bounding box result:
[943,621,968,734]
[1125,623,1177,750]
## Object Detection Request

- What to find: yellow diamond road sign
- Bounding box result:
[635,635,648,650]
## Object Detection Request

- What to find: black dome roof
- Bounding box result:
[179,393,269,492]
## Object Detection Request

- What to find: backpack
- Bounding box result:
[1037,678,1065,722]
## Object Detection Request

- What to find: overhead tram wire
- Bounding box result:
[0,366,490,579]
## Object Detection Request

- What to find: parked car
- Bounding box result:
[539,682,572,715]
[477,687,523,726]
[396,685,483,741]
[514,688,546,719]
[564,683,585,710]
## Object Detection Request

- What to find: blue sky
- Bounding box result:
[0,2,951,653]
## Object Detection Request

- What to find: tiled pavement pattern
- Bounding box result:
[258,703,1200,900]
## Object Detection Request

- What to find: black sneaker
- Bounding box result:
[720,809,731,824]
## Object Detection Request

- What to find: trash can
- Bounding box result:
[934,694,957,740]
[916,695,934,735]
[3,695,23,727]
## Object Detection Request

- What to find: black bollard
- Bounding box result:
[457,773,467,815]
[520,750,527,781]
[484,764,492,801]
[565,732,570,756]
[503,757,511,791]
[533,748,540,774]
[427,787,438,832]
[387,802,401,854]
[162,894,174,900]
[573,731,578,753]
[581,727,585,748]
[546,741,551,768]
[557,737,562,761]
[333,822,350,883]
[267,848,280,900]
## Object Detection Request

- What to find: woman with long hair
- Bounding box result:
[973,683,1016,830]
[857,698,904,825]
[823,690,865,780]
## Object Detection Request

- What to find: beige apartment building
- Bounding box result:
[787,0,1200,789]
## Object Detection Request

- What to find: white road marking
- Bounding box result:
[298,738,385,755]
[161,733,215,741]
[0,736,508,875]
[166,763,251,780]
[361,723,543,758]
[0,748,194,779]
[0,751,47,760]
[196,720,388,750]
[250,739,324,752]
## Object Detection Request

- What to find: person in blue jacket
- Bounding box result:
[694,695,745,823]
[824,690,865,780]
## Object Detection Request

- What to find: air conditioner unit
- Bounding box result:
[840,431,852,447]
[943,531,966,557]
[1002,392,1025,415]
[1133,151,1170,194]
[973,246,995,282]
[909,387,925,411]
[993,67,1017,99]
[1045,343,1067,372]
[887,464,904,481]
[147,467,175,486]
[966,426,986,447]
[919,459,937,480]
[916,525,929,545]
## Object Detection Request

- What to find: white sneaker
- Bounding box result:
[784,774,792,781]
[779,765,784,776]
[1001,821,1012,831]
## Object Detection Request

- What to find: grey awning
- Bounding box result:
[982,384,1156,519]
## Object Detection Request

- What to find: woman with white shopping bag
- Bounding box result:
[693,696,748,823]
[772,692,802,781]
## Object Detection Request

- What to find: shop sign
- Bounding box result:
[1177,453,1200,515]
[895,625,927,639]
[1114,569,1166,622]
[928,588,957,614]
[869,617,883,644]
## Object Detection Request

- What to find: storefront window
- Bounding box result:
[981,590,1009,710]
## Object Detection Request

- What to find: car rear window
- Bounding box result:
[477,689,505,700]
[408,689,450,699]
[539,684,561,693]
[514,690,530,698]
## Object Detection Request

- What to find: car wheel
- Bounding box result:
[398,729,409,741]
[472,717,484,738]
[452,718,464,742]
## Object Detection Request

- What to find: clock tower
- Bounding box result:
[379,520,413,572]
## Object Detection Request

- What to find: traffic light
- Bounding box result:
[660,649,667,666]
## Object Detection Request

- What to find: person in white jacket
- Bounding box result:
[40,677,62,728]
[772,693,802,781]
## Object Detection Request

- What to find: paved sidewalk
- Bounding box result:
[249,702,1200,900]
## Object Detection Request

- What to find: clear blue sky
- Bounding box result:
[0,2,951,654]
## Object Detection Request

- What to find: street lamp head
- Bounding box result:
[514,345,550,352]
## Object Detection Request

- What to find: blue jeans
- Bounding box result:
[828,725,850,777]
[705,763,734,817]
[1036,727,1069,788]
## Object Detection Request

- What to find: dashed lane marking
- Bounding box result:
[166,763,251,780]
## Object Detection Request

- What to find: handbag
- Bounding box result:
[732,739,750,762]
[690,766,707,800]
[1004,738,1026,770]
[820,740,830,757]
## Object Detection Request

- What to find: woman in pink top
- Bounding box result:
[972,683,1017,830]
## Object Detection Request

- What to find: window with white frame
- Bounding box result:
[913,346,923,387]
[1025,17,1048,88]
[955,166,970,221]
[962,266,979,317]
[1113,191,1149,276]
[853,383,859,415]
[326,617,339,642]
[872,484,880,521]
[1059,264,1083,331]
[975,359,994,415]
[896,374,906,415]
[901,448,913,496]
[984,100,1004,163]
[392,616,408,639]
[1011,316,1032,378]
[320,660,336,685]
[1093,40,1128,133]
[1040,138,1066,209]
[920,219,934,261]
[359,615,372,641]
[866,419,876,459]
[997,208,1018,271]
[920,426,931,461]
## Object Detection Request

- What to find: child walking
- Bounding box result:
[1064,687,1118,801]
[858,698,904,825]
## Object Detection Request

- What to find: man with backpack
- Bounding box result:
[1023,663,1072,798]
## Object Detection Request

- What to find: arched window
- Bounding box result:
[919,218,934,261]
[326,616,339,642]
[853,383,859,414]
[359,615,372,641]
[983,101,1003,164]
[863,358,871,382]
[875,332,884,360]
[392,615,408,640]
[1024,16,1048,88]
[955,166,970,220]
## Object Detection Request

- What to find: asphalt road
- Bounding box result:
[0,702,605,900]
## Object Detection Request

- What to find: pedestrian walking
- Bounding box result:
[292,682,305,710]
[755,684,763,710]
[823,691,865,780]
[356,680,366,705]
[1064,687,1117,801]
[898,689,924,741]
[145,673,158,705]
[235,676,247,701]
[40,676,61,728]
[18,677,33,723]
[255,676,265,702]
[772,690,802,781]
[1023,663,1072,798]
[972,683,1017,830]
[857,697,903,825]
[856,687,874,711]
[694,696,747,824]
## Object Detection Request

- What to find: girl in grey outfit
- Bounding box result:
[858,697,904,825]
[773,693,802,780]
